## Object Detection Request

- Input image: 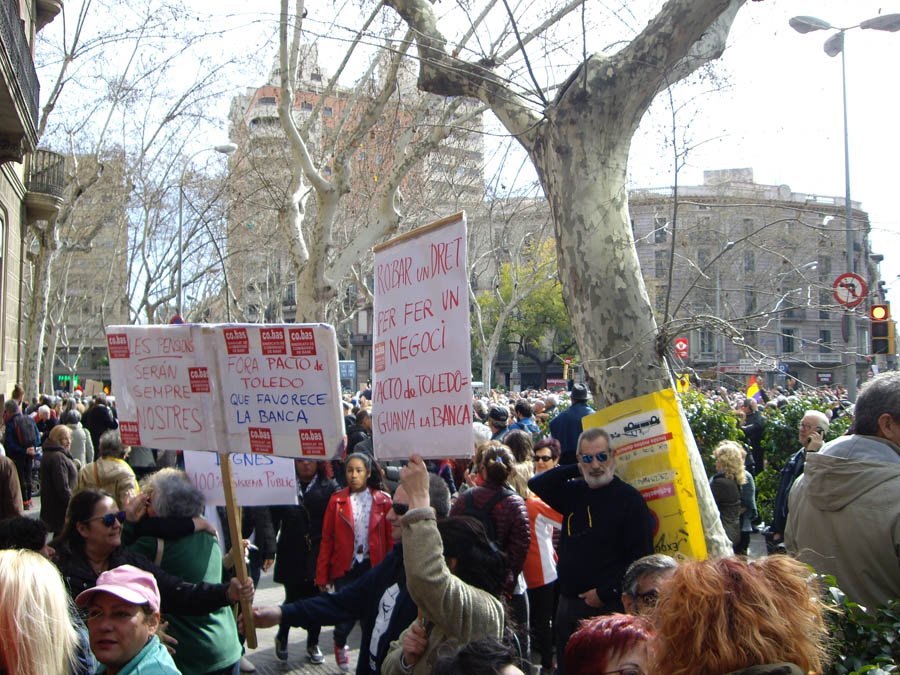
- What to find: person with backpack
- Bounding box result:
[2,399,40,510]
[449,442,531,663]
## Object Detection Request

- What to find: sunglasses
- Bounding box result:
[579,452,610,464]
[392,503,409,516]
[534,455,554,462]
[84,511,126,527]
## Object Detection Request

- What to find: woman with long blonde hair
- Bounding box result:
[0,548,79,675]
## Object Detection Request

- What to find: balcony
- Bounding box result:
[35,0,63,33]
[25,148,65,222]
[0,0,39,163]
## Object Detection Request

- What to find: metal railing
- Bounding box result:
[0,0,39,128]
[26,148,65,197]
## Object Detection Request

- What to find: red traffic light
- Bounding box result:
[871,304,890,321]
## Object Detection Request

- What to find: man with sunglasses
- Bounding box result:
[528,427,654,675]
[247,473,451,675]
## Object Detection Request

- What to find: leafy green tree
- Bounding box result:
[681,390,743,476]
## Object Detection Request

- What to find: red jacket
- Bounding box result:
[316,487,393,586]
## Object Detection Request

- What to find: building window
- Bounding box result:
[323,166,332,176]
[745,287,757,314]
[654,250,669,278]
[285,282,296,304]
[697,248,710,270]
[819,329,832,353]
[699,330,714,354]
[300,101,313,111]
[744,251,755,273]
[375,154,384,165]
[258,96,276,105]
[819,288,831,319]
[311,72,322,82]
[654,217,667,243]
[782,328,795,354]
[323,106,333,116]
[358,151,366,161]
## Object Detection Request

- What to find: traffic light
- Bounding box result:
[871,304,892,354]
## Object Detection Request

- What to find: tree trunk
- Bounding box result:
[531,122,730,556]
[22,223,60,397]
[480,350,493,391]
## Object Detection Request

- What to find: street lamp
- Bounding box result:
[177,143,237,320]
[790,13,900,402]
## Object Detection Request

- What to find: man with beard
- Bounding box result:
[528,427,654,674]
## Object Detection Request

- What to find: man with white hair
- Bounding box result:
[528,427,653,673]
[769,409,829,547]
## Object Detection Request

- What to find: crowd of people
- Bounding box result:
[0,371,898,674]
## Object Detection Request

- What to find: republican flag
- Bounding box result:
[746,375,763,402]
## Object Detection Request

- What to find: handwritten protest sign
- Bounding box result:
[106,323,345,458]
[183,451,298,506]
[372,213,474,460]
[582,388,708,560]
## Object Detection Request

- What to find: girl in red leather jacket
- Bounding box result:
[316,452,393,670]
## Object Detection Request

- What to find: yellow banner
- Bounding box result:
[582,388,707,560]
[676,374,690,392]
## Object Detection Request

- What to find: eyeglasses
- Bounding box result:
[634,588,659,606]
[391,503,409,516]
[534,455,554,463]
[579,452,610,464]
[603,668,645,675]
[83,511,126,527]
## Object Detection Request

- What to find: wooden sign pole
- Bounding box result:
[219,452,257,648]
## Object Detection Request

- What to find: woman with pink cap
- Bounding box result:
[76,564,181,675]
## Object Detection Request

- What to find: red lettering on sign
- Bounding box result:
[260,327,286,355]
[299,428,326,456]
[224,328,249,354]
[374,342,385,373]
[639,482,675,502]
[119,421,141,446]
[289,327,317,356]
[249,427,274,454]
[107,334,130,359]
[188,367,210,393]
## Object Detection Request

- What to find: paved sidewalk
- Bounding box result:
[238,572,363,675]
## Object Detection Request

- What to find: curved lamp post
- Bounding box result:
[790,13,900,401]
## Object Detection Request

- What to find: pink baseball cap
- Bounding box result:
[75,564,161,613]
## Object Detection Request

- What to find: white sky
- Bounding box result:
[59,1,900,305]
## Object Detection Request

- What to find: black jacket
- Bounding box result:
[81,404,118,450]
[281,544,415,675]
[39,443,77,534]
[55,545,232,615]
[528,464,654,603]
[771,448,806,536]
[272,475,339,584]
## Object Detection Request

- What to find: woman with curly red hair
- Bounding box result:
[650,556,829,675]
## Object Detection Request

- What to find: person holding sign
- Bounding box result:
[317,453,393,671]
[52,489,254,618]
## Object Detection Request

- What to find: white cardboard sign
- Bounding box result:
[106,323,345,458]
[372,213,474,459]
[183,451,298,506]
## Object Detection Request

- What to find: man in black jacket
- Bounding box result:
[82,394,118,450]
[740,397,766,475]
[529,427,654,674]
[247,474,451,675]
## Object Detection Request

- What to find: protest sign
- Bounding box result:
[372,213,474,459]
[582,388,708,560]
[183,451,298,507]
[106,323,345,458]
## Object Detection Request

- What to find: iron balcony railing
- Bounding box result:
[0,0,39,128]
[27,148,65,197]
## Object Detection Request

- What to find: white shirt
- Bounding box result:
[350,488,374,563]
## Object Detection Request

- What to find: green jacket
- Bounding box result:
[382,507,505,674]
[125,524,241,675]
[97,635,181,675]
